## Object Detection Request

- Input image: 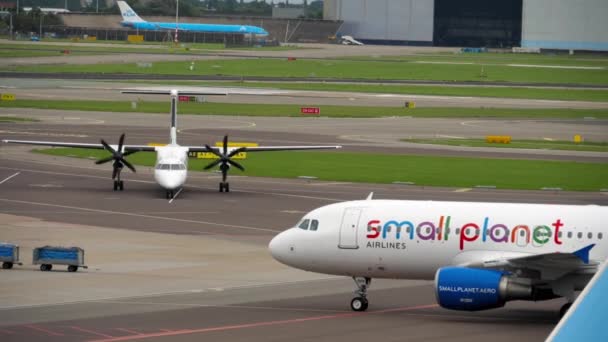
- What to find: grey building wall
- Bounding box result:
[324,0,434,43]
[272,7,305,19]
[522,0,608,51]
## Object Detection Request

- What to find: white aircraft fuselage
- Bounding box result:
[153,145,189,191]
[270,199,607,312]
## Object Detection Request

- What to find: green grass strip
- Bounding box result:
[34,148,608,191]
[4,59,608,85]
[1,99,607,119]
[402,138,608,152]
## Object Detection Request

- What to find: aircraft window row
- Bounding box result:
[368,225,604,240]
[156,164,186,170]
[298,219,319,231]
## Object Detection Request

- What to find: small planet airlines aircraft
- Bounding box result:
[2,90,341,199]
[269,194,607,316]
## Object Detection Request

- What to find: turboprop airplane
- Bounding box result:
[117,1,268,36]
[2,90,341,199]
[269,194,607,316]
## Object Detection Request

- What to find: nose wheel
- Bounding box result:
[166,190,174,199]
[350,276,371,311]
[219,182,230,193]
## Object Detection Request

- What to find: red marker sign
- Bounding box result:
[301,107,320,115]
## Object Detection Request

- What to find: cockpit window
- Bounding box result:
[310,220,319,231]
[298,219,310,230]
[156,163,185,170]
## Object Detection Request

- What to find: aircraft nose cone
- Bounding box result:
[269,231,291,265]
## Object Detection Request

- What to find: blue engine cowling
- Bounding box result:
[435,267,532,311]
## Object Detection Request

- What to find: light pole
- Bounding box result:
[174,0,179,44]
[39,12,44,38]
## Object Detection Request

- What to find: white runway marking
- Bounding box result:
[0,172,20,185]
[168,188,183,204]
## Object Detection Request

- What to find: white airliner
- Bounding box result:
[2,90,341,199]
[269,194,607,315]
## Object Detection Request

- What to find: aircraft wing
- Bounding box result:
[188,145,342,153]
[546,259,608,342]
[2,139,156,152]
[454,244,598,281]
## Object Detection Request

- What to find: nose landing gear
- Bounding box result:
[350,276,371,312]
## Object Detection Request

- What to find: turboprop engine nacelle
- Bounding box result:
[434,267,533,311]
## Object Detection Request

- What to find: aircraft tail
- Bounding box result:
[117,1,146,23]
[170,91,178,145]
[120,89,228,145]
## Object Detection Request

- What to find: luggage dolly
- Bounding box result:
[0,243,23,270]
[33,246,88,272]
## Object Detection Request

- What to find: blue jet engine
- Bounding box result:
[434,267,533,311]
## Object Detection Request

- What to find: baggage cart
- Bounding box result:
[0,243,22,269]
[33,246,87,272]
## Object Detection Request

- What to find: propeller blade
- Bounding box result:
[122,150,138,157]
[121,158,136,173]
[204,145,223,158]
[95,156,115,165]
[227,147,246,158]
[223,135,228,155]
[118,133,125,153]
[100,139,115,154]
[227,159,245,171]
[203,159,222,170]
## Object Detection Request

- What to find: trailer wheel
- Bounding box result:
[68,265,78,272]
[2,262,13,269]
[40,264,52,271]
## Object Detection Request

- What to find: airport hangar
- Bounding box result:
[324,0,608,51]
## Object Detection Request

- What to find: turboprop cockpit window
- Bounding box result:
[298,219,310,230]
[156,164,170,170]
[310,220,319,231]
[171,164,186,170]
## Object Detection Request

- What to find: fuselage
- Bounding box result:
[269,200,608,280]
[120,21,268,36]
[153,145,188,190]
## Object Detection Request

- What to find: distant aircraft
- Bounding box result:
[269,194,607,315]
[340,35,364,46]
[2,90,340,199]
[117,1,268,36]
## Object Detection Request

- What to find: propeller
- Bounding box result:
[203,135,246,183]
[95,133,137,179]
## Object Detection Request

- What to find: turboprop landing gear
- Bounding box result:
[166,190,174,199]
[350,276,371,311]
[113,179,124,191]
[219,182,230,193]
